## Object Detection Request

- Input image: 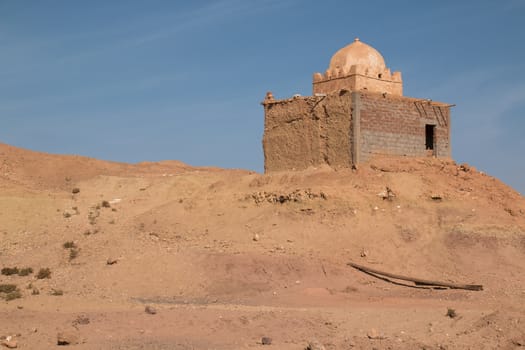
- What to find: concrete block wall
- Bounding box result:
[358,92,451,161]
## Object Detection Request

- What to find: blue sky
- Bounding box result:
[1,0,524,194]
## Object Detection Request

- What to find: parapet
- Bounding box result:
[312,38,403,96]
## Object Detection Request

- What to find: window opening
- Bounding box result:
[425,124,435,150]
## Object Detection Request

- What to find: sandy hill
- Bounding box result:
[1,143,524,349]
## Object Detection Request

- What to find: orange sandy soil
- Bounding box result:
[1,142,524,349]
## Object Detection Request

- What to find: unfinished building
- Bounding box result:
[262,38,452,172]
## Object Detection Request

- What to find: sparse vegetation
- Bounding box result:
[18,267,33,276]
[446,308,458,318]
[2,266,33,276]
[0,284,21,301]
[36,268,51,279]
[84,228,99,235]
[101,200,111,208]
[63,241,79,260]
[69,249,79,260]
[1,267,19,276]
[88,208,100,225]
[72,187,80,194]
[0,284,17,293]
[4,289,22,301]
[32,288,40,295]
[63,241,77,249]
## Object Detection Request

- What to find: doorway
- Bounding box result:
[425,124,435,151]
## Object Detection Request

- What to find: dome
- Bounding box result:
[328,38,386,74]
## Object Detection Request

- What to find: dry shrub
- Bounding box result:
[1,267,19,276]
[36,268,51,279]
[63,241,76,249]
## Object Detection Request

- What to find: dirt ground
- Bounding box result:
[1,142,524,349]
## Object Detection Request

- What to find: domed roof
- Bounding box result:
[328,38,386,74]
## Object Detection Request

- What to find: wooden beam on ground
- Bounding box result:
[347,261,483,291]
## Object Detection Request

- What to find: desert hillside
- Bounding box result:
[1,142,524,349]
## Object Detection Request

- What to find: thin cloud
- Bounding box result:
[0,74,183,113]
[57,0,293,64]
[0,0,294,78]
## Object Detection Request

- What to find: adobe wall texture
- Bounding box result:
[262,91,451,172]
[262,91,353,172]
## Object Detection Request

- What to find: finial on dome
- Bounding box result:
[354,37,360,42]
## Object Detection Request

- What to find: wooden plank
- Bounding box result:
[347,261,483,291]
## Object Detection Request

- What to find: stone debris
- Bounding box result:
[511,338,525,346]
[377,187,395,200]
[1,338,17,349]
[261,336,272,345]
[106,258,118,265]
[367,328,386,340]
[458,163,471,172]
[145,305,157,315]
[252,233,260,242]
[57,331,80,346]
[1,341,17,349]
[63,207,79,218]
[248,189,326,205]
[431,193,443,201]
[305,340,326,350]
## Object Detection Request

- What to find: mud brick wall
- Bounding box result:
[359,92,451,161]
[318,91,353,168]
[263,91,353,172]
[263,97,321,172]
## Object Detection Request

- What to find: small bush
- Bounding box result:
[446,308,458,318]
[63,241,76,249]
[18,267,33,276]
[69,249,79,260]
[101,200,111,208]
[32,288,40,295]
[0,284,17,293]
[1,267,19,276]
[5,290,22,301]
[36,268,51,279]
[88,210,99,225]
[72,188,80,194]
